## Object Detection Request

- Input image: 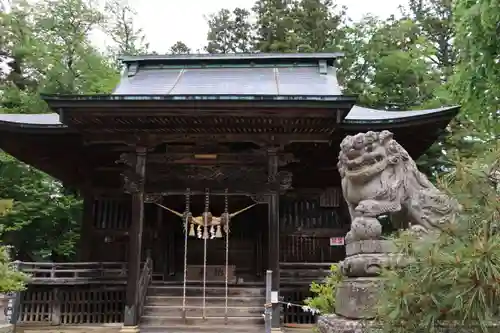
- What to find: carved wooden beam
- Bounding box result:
[115,151,298,167]
[120,171,293,193]
[83,132,333,146]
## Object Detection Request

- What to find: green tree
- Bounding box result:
[452,0,500,142]
[205,8,253,53]
[287,0,346,52]
[252,0,293,52]
[0,0,119,261]
[169,41,191,54]
[338,15,440,109]
[0,153,82,261]
[104,0,150,63]
[405,0,455,76]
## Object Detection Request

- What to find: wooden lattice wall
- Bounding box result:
[16,285,126,325]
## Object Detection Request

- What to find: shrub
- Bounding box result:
[304,264,343,314]
[376,145,500,333]
[0,246,28,294]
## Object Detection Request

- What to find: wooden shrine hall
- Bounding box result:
[0,53,459,332]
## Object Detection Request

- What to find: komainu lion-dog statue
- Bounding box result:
[337,130,461,243]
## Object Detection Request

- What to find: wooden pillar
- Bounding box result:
[267,148,281,329]
[78,192,94,261]
[51,288,61,325]
[123,146,147,328]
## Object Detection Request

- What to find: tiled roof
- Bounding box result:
[112,66,343,96]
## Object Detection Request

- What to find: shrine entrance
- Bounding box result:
[155,189,262,318]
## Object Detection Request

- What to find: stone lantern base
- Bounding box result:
[316,239,394,333]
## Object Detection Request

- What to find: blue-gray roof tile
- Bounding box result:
[112,66,343,97]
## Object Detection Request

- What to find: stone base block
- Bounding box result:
[341,253,396,277]
[317,315,376,333]
[318,316,500,333]
[345,240,395,256]
[0,324,12,333]
[119,325,139,333]
[335,277,382,319]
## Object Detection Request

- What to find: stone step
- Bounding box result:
[148,285,264,297]
[281,269,329,278]
[152,280,265,287]
[141,315,264,327]
[146,295,264,307]
[143,305,263,317]
[140,324,263,333]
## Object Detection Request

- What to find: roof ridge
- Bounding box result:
[273,67,280,96]
[166,68,185,95]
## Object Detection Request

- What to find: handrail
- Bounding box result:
[16,261,144,283]
[137,255,153,320]
[17,261,129,281]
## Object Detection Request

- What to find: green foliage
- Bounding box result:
[0,153,82,260]
[104,0,151,62]
[0,246,28,293]
[304,264,343,314]
[376,144,500,333]
[205,8,253,53]
[0,0,118,260]
[170,41,191,54]
[451,0,500,141]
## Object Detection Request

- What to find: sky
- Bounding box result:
[121,0,405,54]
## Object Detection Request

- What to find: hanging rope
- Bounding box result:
[224,188,229,324]
[202,188,209,319]
[155,202,256,235]
[182,188,190,322]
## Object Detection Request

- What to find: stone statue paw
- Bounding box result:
[355,199,401,217]
[348,216,382,242]
[345,230,355,244]
[409,224,429,238]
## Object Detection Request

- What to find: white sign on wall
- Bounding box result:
[329,237,345,246]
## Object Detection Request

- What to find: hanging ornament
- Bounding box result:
[155,187,256,241]
[223,189,230,236]
[215,225,222,238]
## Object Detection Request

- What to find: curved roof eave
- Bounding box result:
[0,113,68,132]
[342,105,460,127]
[0,105,460,131]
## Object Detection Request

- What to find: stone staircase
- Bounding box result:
[140,281,265,332]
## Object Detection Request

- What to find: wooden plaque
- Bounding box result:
[186,265,236,282]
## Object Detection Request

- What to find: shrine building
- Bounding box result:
[0,53,459,332]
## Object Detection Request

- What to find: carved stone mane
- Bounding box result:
[337,130,460,242]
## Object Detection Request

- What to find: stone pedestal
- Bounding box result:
[0,294,13,333]
[335,277,381,319]
[318,238,396,333]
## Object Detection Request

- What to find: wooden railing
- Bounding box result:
[137,255,153,320]
[17,261,129,284]
[280,262,332,285]
[280,262,335,325]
